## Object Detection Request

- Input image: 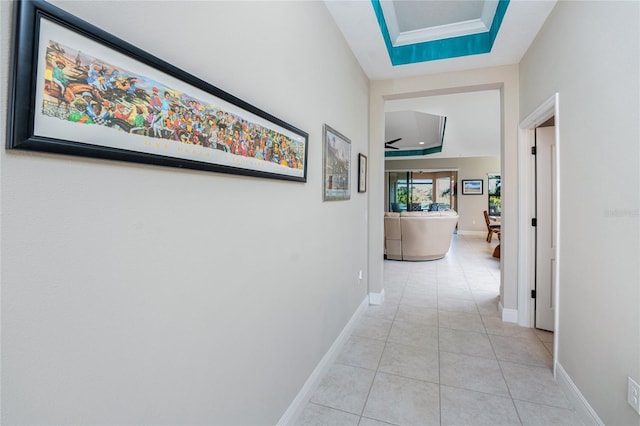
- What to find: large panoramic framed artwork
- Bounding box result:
[7,0,308,182]
[323,124,351,201]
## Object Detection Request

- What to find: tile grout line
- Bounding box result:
[436,262,442,426]
[302,235,555,425]
[356,267,408,421]
[484,314,525,425]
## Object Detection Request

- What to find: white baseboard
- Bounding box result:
[277,295,369,425]
[499,301,518,323]
[369,289,385,305]
[556,362,604,425]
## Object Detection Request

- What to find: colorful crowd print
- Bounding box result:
[42,40,305,170]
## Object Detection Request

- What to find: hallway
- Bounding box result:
[296,235,580,425]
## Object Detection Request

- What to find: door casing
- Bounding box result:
[517,93,560,375]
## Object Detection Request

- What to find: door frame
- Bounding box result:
[534,126,556,332]
[517,93,560,374]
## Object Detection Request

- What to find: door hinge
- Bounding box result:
[531,289,536,299]
[531,218,537,227]
[531,146,537,155]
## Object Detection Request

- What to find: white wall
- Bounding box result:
[369,65,518,313]
[385,156,500,232]
[520,1,639,424]
[0,1,369,424]
[384,90,501,159]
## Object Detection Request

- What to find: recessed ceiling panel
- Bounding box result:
[373,0,509,65]
[323,0,557,80]
[385,110,447,157]
[384,90,501,160]
[394,1,485,32]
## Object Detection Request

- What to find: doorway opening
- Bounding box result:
[380,85,504,309]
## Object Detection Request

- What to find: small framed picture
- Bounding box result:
[358,154,367,193]
[323,124,351,201]
[461,179,483,195]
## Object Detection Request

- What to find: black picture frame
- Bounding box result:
[7,0,308,182]
[461,179,483,195]
[358,153,367,193]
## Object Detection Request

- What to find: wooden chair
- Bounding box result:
[484,210,501,242]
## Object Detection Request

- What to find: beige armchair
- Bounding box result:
[400,212,459,260]
[384,211,459,261]
[384,212,402,260]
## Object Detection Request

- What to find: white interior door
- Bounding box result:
[535,126,556,331]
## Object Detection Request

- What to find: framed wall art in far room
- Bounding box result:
[358,153,367,193]
[461,179,483,195]
[322,124,351,201]
[7,0,308,182]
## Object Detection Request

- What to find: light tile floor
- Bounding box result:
[295,234,582,426]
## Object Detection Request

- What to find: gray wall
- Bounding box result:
[0,1,369,424]
[520,1,639,424]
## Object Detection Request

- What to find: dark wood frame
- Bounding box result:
[6,0,308,182]
[358,153,367,193]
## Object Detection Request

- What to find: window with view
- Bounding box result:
[488,174,501,216]
[388,171,457,212]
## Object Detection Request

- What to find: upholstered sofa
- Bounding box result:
[384,210,459,261]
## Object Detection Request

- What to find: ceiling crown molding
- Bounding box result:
[371,0,510,66]
[381,0,500,47]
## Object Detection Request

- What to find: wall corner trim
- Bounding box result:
[277,295,369,425]
[369,289,385,305]
[556,362,604,426]
[499,301,518,323]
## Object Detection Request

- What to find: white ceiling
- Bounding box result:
[325,0,556,80]
[324,0,556,160]
[385,111,446,150]
[386,90,501,158]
